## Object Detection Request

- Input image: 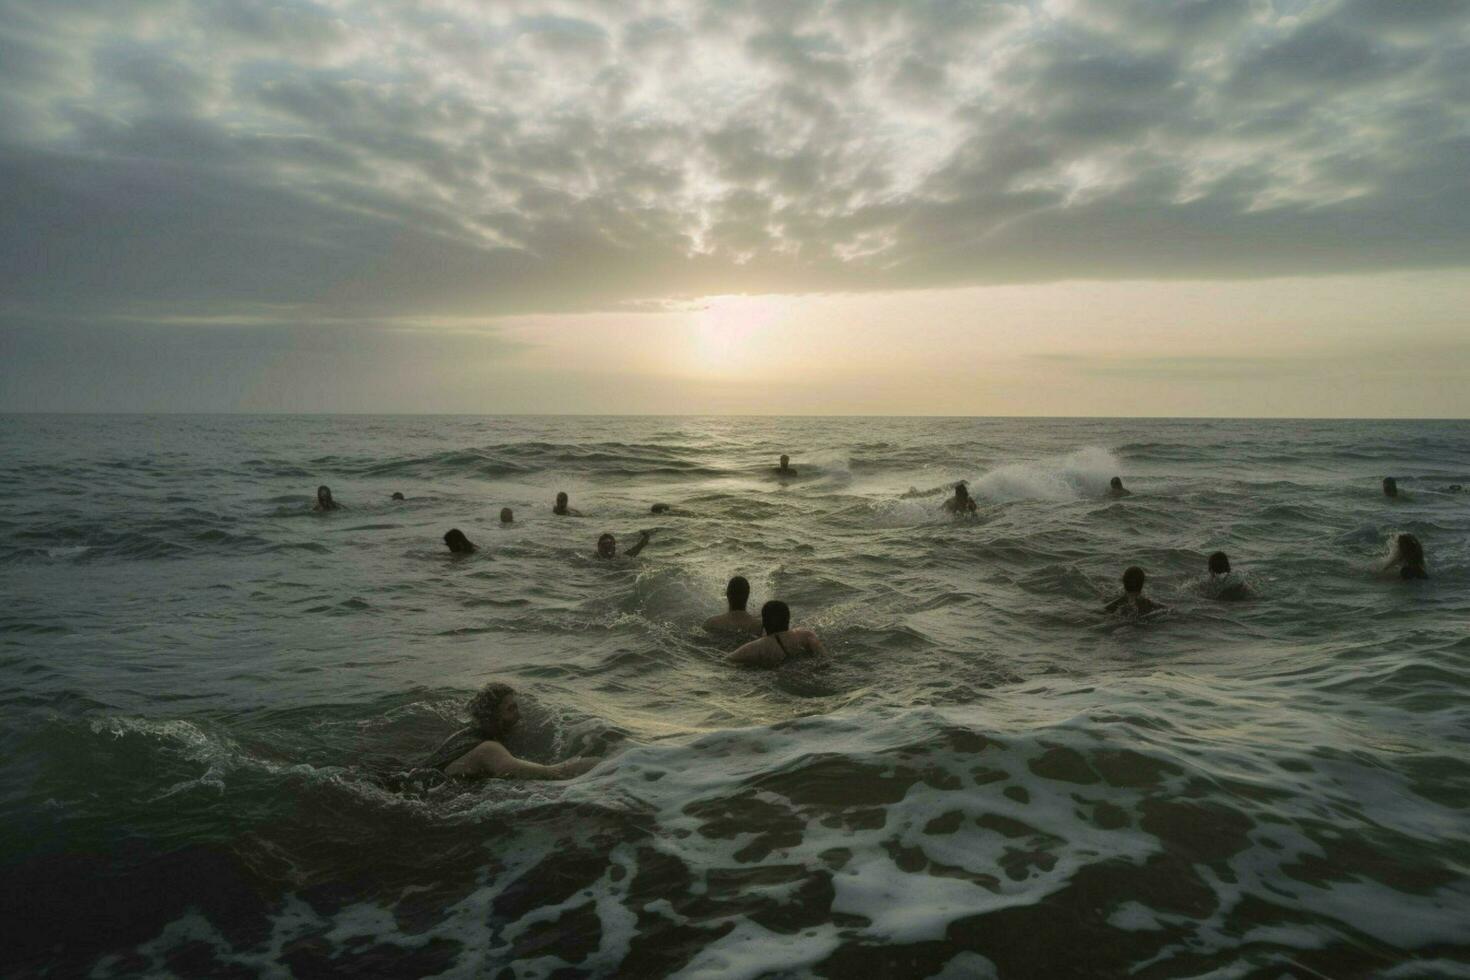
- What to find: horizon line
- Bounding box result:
[3,412,1468,422]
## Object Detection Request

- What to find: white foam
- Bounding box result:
[973,447,1121,502]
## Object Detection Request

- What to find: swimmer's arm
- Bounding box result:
[623,531,651,558]
[801,630,829,657]
[452,742,599,780]
[1102,595,1127,613]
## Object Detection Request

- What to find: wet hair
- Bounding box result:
[1110,477,1124,490]
[500,507,513,523]
[761,599,791,635]
[391,492,405,501]
[1382,477,1398,497]
[727,575,751,611]
[955,482,969,499]
[1122,566,1146,593]
[555,492,568,507]
[1395,533,1425,568]
[466,682,515,739]
[1208,551,1230,575]
[444,528,475,554]
[779,455,790,467]
[317,485,333,500]
[651,503,671,514]
[598,533,616,553]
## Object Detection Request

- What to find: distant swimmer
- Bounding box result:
[704,576,763,636]
[1449,484,1464,494]
[1385,533,1428,580]
[650,503,672,514]
[774,454,798,477]
[1108,477,1132,498]
[1104,566,1166,617]
[314,485,341,511]
[597,530,651,560]
[553,492,583,517]
[421,682,598,780]
[942,482,978,514]
[1206,551,1252,600]
[443,528,477,554]
[729,600,828,667]
[500,507,514,524]
[391,492,406,501]
[1383,477,1399,498]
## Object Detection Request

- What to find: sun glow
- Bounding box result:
[684,295,793,377]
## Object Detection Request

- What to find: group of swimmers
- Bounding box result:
[312,462,1436,781]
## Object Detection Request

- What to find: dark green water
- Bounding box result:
[2,415,1467,977]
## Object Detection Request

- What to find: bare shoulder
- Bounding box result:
[444,739,510,777]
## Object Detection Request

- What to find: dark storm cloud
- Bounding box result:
[0,0,1468,331]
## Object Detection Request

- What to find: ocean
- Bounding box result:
[2,414,1467,978]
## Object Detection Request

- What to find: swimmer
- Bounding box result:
[1108,476,1132,498]
[729,600,828,667]
[774,454,798,477]
[1207,551,1251,600]
[553,492,583,517]
[1383,477,1399,498]
[1104,566,1166,616]
[1449,484,1464,494]
[314,485,341,511]
[597,530,651,560]
[650,503,672,514]
[500,507,513,524]
[1385,532,1428,580]
[391,492,405,501]
[421,682,598,780]
[443,528,476,554]
[942,482,978,514]
[704,576,763,636]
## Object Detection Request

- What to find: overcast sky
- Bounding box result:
[2,0,1467,415]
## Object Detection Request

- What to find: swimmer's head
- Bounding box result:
[727,575,751,611]
[954,483,969,500]
[1208,551,1230,576]
[779,455,790,469]
[1122,566,1146,594]
[1382,477,1398,497]
[317,485,333,505]
[500,507,513,523]
[1394,532,1425,567]
[597,533,617,558]
[466,681,518,739]
[761,599,791,635]
[651,503,670,514]
[391,492,405,501]
[443,528,474,554]
[1110,477,1124,491]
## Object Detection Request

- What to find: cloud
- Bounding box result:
[0,0,1465,332]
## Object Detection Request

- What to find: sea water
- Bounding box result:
[1,415,1467,977]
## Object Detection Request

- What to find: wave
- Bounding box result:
[971,447,1121,502]
[307,442,734,480]
[52,701,1470,978]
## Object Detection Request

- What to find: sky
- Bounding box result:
[1,0,1468,416]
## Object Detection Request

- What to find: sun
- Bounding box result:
[686,295,791,377]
